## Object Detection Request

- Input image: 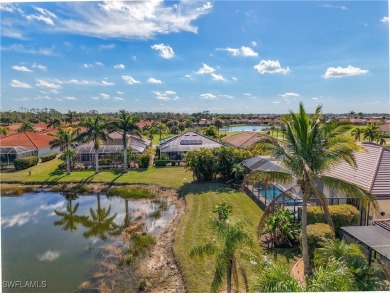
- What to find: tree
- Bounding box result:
[77,115,111,174]
[203,125,219,140]
[154,123,167,141]
[190,208,254,293]
[0,126,9,137]
[54,195,88,232]
[49,127,80,175]
[65,110,77,125]
[231,163,245,183]
[110,110,141,173]
[47,117,63,130]
[214,119,223,136]
[247,103,377,275]
[351,127,362,142]
[363,123,380,142]
[18,121,35,132]
[374,132,386,146]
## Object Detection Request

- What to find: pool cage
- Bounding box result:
[74,145,123,165]
[0,147,38,166]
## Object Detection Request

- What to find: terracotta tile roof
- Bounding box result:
[380,124,390,132]
[0,132,54,150]
[325,143,390,197]
[222,132,268,148]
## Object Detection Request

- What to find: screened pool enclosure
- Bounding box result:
[0,147,38,165]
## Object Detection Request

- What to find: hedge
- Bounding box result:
[155,159,167,167]
[14,156,39,170]
[307,204,360,234]
[304,223,335,257]
[137,153,150,168]
[40,152,57,162]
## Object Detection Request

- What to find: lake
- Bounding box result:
[1,192,176,293]
[220,125,271,132]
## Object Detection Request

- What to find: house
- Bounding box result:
[222,132,267,149]
[74,131,150,164]
[158,131,223,161]
[380,124,390,136]
[0,131,59,165]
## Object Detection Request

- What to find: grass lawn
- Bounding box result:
[0,159,191,189]
[174,183,300,293]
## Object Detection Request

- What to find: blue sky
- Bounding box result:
[1,0,389,114]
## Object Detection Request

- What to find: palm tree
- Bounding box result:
[351,127,362,142]
[190,211,253,293]
[214,119,223,136]
[246,103,377,276]
[47,117,63,130]
[49,127,80,175]
[18,121,35,132]
[231,163,245,183]
[374,132,386,146]
[65,110,77,125]
[54,196,88,232]
[110,110,141,173]
[363,123,380,142]
[77,115,110,174]
[154,123,167,141]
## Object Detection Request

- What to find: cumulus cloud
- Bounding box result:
[114,64,125,69]
[53,1,212,39]
[113,97,125,101]
[122,75,140,85]
[200,93,217,100]
[196,63,215,74]
[211,73,226,81]
[101,80,114,86]
[37,250,60,262]
[147,77,163,84]
[66,79,89,85]
[323,65,368,78]
[116,91,124,95]
[1,212,33,228]
[153,90,177,100]
[32,63,47,71]
[95,61,104,66]
[279,92,300,98]
[151,43,175,59]
[64,96,77,100]
[232,77,238,81]
[12,65,32,72]
[244,93,257,99]
[83,63,93,68]
[251,41,257,47]
[217,46,258,57]
[254,60,290,74]
[36,79,62,89]
[380,16,389,23]
[11,79,32,88]
[100,93,110,99]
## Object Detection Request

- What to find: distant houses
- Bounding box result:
[222,132,267,149]
[380,124,390,136]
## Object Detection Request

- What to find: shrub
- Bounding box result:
[137,153,150,168]
[307,204,360,235]
[148,210,161,219]
[98,158,112,165]
[122,234,156,264]
[304,223,334,257]
[14,156,39,170]
[106,186,155,199]
[40,152,57,162]
[155,159,167,167]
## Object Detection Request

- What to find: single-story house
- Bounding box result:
[0,131,60,165]
[222,132,267,149]
[158,131,223,161]
[74,131,150,164]
[380,124,390,136]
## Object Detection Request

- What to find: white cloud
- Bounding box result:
[100,93,110,99]
[147,77,163,84]
[244,93,257,99]
[32,63,47,71]
[217,46,258,57]
[37,250,60,262]
[114,64,125,69]
[272,101,280,104]
[34,95,51,100]
[251,41,257,47]
[113,97,125,101]
[99,44,116,50]
[254,60,290,74]
[151,43,175,59]
[1,44,55,56]
[323,65,368,78]
[380,16,389,23]
[64,96,77,100]
[25,7,57,26]
[83,63,93,68]
[183,74,194,80]
[153,90,177,100]
[101,80,114,86]
[36,79,62,89]
[200,93,217,100]
[319,4,347,10]
[11,79,32,88]
[12,65,32,72]
[279,92,300,98]
[122,75,140,85]
[95,61,104,66]
[219,94,234,99]
[196,63,215,74]
[54,1,212,39]
[117,91,124,95]
[232,77,238,81]
[211,73,226,81]
[164,90,176,95]
[67,79,89,85]
[1,212,32,228]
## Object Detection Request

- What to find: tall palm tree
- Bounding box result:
[155,123,167,141]
[351,127,362,142]
[190,218,253,293]
[49,127,80,175]
[363,123,380,142]
[65,110,77,126]
[246,103,377,276]
[47,117,63,130]
[110,110,141,173]
[374,132,386,146]
[77,115,110,174]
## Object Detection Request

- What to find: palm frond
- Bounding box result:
[189,242,217,258]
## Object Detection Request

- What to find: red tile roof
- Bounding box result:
[0,132,54,150]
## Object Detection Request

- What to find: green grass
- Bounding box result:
[152,133,174,145]
[106,186,156,199]
[0,159,191,189]
[174,183,299,293]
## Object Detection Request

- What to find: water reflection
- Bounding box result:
[54,194,88,232]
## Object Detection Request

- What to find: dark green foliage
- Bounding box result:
[213,202,233,221]
[137,153,150,168]
[106,186,155,199]
[307,204,359,235]
[40,152,57,162]
[155,159,167,167]
[14,156,39,170]
[148,210,161,219]
[304,223,334,257]
[98,158,112,165]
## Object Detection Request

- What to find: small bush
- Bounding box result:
[137,153,150,168]
[40,152,57,162]
[122,234,156,265]
[148,210,161,219]
[155,159,167,167]
[106,186,155,199]
[14,156,39,170]
[98,158,112,165]
[303,223,334,257]
[307,204,360,235]
[75,185,93,194]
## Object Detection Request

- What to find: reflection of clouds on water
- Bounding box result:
[113,213,125,226]
[37,250,61,262]
[1,211,36,228]
[39,201,65,211]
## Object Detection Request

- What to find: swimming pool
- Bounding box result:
[258,185,302,206]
